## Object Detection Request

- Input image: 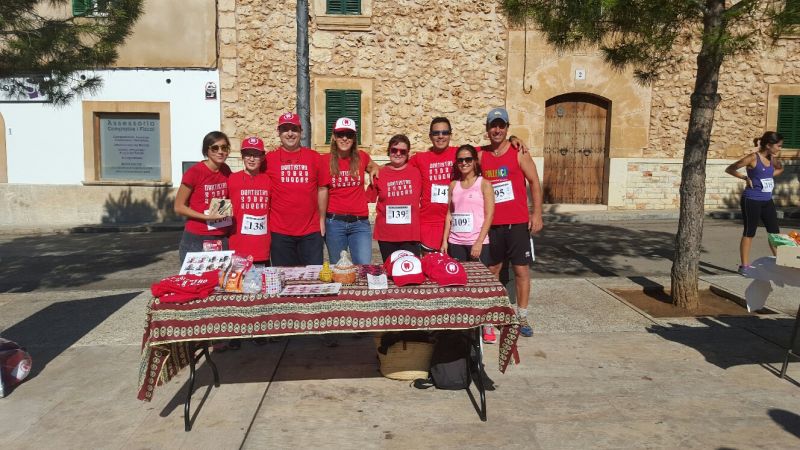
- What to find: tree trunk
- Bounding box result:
[296,0,311,147]
[670,0,725,310]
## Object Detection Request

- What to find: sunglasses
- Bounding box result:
[430,130,452,136]
[242,152,263,159]
[278,125,301,133]
[208,144,231,152]
[389,147,409,155]
[334,131,356,139]
[456,157,475,164]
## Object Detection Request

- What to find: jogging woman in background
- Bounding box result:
[725,131,784,274]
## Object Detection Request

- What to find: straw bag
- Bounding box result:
[374,335,434,381]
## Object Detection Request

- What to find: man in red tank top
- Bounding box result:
[479,107,543,337]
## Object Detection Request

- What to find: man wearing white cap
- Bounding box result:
[479,107,543,337]
[265,112,328,266]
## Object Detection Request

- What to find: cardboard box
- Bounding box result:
[776,246,800,269]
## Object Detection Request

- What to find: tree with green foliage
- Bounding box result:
[0,0,142,104]
[500,0,800,310]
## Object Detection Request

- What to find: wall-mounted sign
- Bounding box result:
[0,76,50,103]
[99,113,161,181]
[205,81,217,100]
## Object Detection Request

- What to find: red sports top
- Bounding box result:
[368,164,421,242]
[410,146,457,224]
[180,161,231,236]
[481,146,529,225]
[265,147,325,236]
[320,150,371,216]
[228,170,271,262]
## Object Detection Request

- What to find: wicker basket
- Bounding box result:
[374,337,434,380]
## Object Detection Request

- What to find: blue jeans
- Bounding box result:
[325,218,373,264]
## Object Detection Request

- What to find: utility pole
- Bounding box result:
[296,0,311,147]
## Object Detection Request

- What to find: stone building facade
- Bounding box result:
[219,0,799,210]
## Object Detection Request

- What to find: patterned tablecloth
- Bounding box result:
[138,262,520,401]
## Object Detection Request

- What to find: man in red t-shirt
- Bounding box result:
[229,136,271,264]
[410,117,459,253]
[479,107,543,337]
[265,112,328,266]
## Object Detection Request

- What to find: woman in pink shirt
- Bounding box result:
[441,144,494,264]
[441,144,496,343]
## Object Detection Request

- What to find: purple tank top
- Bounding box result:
[743,154,775,201]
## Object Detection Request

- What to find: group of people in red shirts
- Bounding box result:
[173,108,543,340]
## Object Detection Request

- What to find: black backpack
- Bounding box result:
[427,331,471,390]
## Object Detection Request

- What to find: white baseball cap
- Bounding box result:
[334,117,357,132]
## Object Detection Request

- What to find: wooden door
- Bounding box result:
[543,94,608,204]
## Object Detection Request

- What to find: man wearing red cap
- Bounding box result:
[228,136,271,265]
[265,112,328,266]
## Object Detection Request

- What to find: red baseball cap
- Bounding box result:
[240,136,265,153]
[421,252,448,276]
[277,112,301,128]
[427,258,467,287]
[390,255,426,287]
[383,250,415,274]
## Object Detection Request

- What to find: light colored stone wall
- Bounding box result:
[219,0,509,155]
[0,185,178,230]
[611,158,800,210]
[649,32,800,159]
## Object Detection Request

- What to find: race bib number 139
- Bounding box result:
[386,205,412,224]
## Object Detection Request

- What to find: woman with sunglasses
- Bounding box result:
[321,118,380,264]
[173,131,233,264]
[368,134,422,261]
[442,144,495,342]
[441,144,494,263]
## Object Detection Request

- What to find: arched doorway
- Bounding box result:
[543,93,610,204]
[0,113,6,183]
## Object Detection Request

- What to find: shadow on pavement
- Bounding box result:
[646,316,798,376]
[768,408,800,439]
[0,291,140,379]
[532,222,677,277]
[0,232,177,292]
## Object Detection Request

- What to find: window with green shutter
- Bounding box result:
[777,95,800,149]
[326,0,361,15]
[73,0,111,17]
[325,90,362,144]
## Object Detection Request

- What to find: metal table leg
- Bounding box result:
[184,341,221,432]
[466,327,487,421]
[780,307,800,379]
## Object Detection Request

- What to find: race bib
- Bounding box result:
[761,178,774,193]
[205,210,232,230]
[241,214,267,235]
[386,205,412,224]
[431,184,449,204]
[450,213,473,233]
[493,180,515,203]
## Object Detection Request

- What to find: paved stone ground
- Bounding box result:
[1,218,800,449]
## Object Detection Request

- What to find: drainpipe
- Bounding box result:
[296,0,311,147]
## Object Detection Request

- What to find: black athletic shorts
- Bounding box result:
[270,231,324,266]
[488,223,533,266]
[740,197,779,238]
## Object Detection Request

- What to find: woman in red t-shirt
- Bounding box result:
[321,117,379,265]
[173,131,233,265]
[368,134,422,261]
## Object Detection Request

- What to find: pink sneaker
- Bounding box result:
[482,325,496,344]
